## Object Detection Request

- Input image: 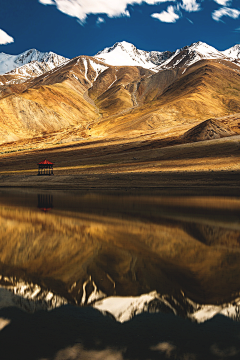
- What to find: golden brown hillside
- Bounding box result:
[0,55,240,151]
[91,60,240,139]
[0,57,105,143]
[89,66,153,116]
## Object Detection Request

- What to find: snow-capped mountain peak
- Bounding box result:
[185,41,223,58]
[159,40,232,70]
[95,41,152,68]
[94,41,171,70]
[0,48,68,75]
[96,41,138,55]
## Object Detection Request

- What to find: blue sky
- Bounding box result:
[0,0,240,58]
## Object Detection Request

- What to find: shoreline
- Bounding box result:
[0,171,240,195]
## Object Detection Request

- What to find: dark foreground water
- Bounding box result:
[0,188,240,360]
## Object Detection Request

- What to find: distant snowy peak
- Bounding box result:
[0,48,68,75]
[185,41,223,58]
[159,41,231,69]
[223,44,240,60]
[94,41,172,70]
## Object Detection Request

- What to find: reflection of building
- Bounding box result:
[38,159,54,176]
[38,194,53,212]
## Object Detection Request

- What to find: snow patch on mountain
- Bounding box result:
[89,59,108,81]
[7,60,62,79]
[80,276,106,305]
[191,301,240,323]
[94,291,161,323]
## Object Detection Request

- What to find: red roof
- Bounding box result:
[39,208,52,213]
[38,159,54,165]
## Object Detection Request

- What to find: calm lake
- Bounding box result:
[0,188,240,360]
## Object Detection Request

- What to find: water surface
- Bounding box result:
[0,189,240,360]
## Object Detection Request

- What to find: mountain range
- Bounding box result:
[2,41,240,76]
[0,40,240,149]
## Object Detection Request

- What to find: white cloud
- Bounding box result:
[150,342,176,357]
[181,0,201,12]
[0,29,14,45]
[37,0,240,26]
[97,17,105,25]
[214,0,232,5]
[151,5,181,23]
[212,6,240,21]
[39,0,55,4]
[38,0,172,22]
[53,344,125,360]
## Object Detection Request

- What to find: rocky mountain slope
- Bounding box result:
[182,118,237,142]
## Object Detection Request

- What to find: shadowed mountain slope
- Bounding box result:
[182,118,237,142]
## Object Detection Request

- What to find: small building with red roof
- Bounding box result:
[38,159,54,176]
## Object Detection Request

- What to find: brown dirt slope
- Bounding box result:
[89,66,153,117]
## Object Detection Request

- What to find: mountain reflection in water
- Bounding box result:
[0,189,240,359]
